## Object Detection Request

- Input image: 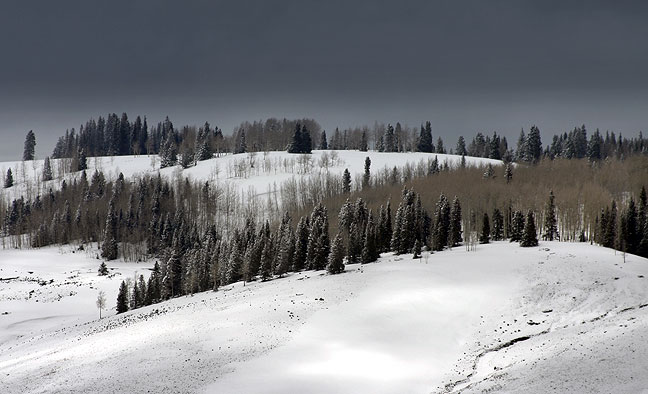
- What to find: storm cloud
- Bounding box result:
[1,1,647,159]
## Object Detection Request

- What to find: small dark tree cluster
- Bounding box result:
[287,124,313,154]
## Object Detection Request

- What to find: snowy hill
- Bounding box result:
[0,151,502,204]
[1,241,647,393]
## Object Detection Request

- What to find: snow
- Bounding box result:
[2,241,647,393]
[0,151,502,204]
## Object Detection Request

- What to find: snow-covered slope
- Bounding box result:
[1,241,647,393]
[0,151,502,203]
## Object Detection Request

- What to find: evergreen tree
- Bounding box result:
[293,216,309,271]
[359,130,368,151]
[362,157,371,188]
[384,124,396,152]
[491,208,504,241]
[433,193,450,251]
[361,213,379,264]
[510,210,525,242]
[521,211,539,247]
[436,137,446,154]
[319,130,328,150]
[412,239,422,259]
[42,156,53,181]
[98,261,109,276]
[23,130,36,161]
[77,148,87,171]
[480,213,490,244]
[449,197,463,246]
[258,242,273,281]
[4,168,13,188]
[543,190,558,241]
[327,233,345,274]
[116,280,129,314]
[456,136,467,156]
[603,201,617,248]
[342,168,351,193]
[526,125,543,164]
[101,199,118,260]
[417,121,433,153]
[515,129,526,162]
[504,163,513,184]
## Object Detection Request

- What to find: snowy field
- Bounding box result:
[0,151,502,203]
[1,241,647,393]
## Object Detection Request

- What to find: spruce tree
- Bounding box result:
[342,169,351,193]
[417,121,433,153]
[78,148,87,171]
[293,216,309,271]
[526,125,543,164]
[480,213,491,244]
[412,239,422,259]
[4,168,13,188]
[101,199,118,260]
[362,157,371,188]
[456,136,467,156]
[98,261,109,276]
[23,130,36,161]
[543,190,558,241]
[504,163,513,184]
[347,222,363,264]
[510,210,525,242]
[319,130,328,150]
[116,280,129,314]
[449,197,463,246]
[520,211,539,247]
[327,233,345,274]
[491,208,504,241]
[359,130,368,151]
[42,156,53,181]
[361,214,379,264]
[258,243,273,281]
[433,193,450,251]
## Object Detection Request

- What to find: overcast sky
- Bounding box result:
[1,1,647,160]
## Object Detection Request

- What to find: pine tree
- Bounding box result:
[293,216,309,271]
[432,193,450,251]
[359,130,368,151]
[456,136,467,156]
[526,125,543,164]
[42,156,53,181]
[101,198,118,260]
[4,168,13,188]
[258,242,273,281]
[436,137,446,154]
[417,121,433,152]
[510,210,525,242]
[342,169,351,193]
[384,124,396,152]
[327,233,345,274]
[412,239,422,259]
[362,157,371,188]
[520,211,539,247]
[449,197,463,246]
[116,280,129,314]
[319,130,328,150]
[480,213,490,244]
[491,208,504,241]
[77,148,87,171]
[98,261,109,276]
[543,190,558,241]
[361,213,379,264]
[504,163,513,184]
[23,130,36,161]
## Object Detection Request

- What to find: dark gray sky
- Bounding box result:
[1,1,647,160]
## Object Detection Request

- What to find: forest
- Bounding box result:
[2,116,648,313]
